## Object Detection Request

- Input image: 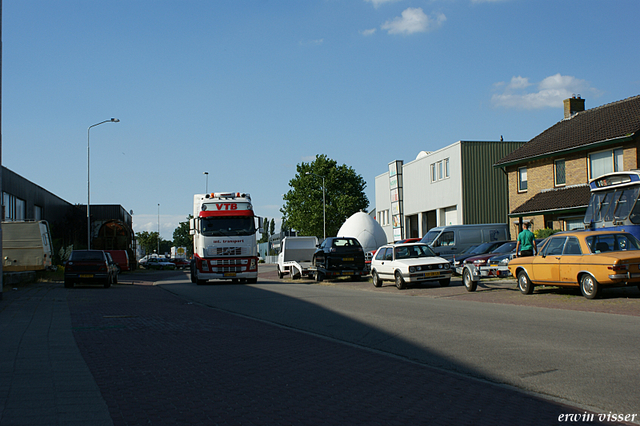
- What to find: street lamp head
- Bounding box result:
[110,118,120,122]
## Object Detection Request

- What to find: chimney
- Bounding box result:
[564,95,585,119]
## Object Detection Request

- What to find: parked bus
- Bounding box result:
[584,171,640,240]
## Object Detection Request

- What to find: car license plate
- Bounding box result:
[80,274,93,278]
[423,271,439,277]
[224,272,236,277]
[343,271,353,275]
[343,257,354,261]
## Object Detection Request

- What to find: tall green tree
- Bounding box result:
[281,154,369,238]
[258,217,270,243]
[172,215,193,256]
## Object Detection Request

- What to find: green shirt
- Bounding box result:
[517,229,535,251]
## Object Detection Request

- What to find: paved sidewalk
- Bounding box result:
[0,279,634,426]
[0,283,112,426]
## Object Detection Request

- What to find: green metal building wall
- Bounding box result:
[460,141,525,225]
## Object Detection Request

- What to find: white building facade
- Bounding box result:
[375,141,524,243]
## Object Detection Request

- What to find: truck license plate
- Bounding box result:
[224,272,236,277]
[343,257,354,261]
[343,271,353,275]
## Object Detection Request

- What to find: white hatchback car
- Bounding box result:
[370,243,452,289]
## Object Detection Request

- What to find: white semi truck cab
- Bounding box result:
[189,192,261,284]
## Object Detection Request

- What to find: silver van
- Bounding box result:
[419,224,509,258]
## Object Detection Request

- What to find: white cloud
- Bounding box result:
[365,0,402,8]
[491,74,598,109]
[361,28,377,36]
[381,8,446,35]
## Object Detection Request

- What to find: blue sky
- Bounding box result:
[3,0,639,239]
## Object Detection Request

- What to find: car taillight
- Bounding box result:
[608,264,628,271]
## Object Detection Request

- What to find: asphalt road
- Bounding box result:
[153,265,640,418]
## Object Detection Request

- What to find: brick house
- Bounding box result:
[494,95,640,239]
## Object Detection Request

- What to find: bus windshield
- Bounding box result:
[200,216,255,237]
[584,187,640,225]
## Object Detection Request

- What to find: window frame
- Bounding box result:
[518,167,528,192]
[554,159,566,187]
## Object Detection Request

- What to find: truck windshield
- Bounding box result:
[201,216,255,237]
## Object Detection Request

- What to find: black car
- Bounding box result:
[312,237,367,281]
[64,250,118,288]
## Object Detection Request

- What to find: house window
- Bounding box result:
[378,210,390,226]
[589,148,623,179]
[35,205,43,220]
[431,158,450,183]
[518,167,528,192]
[554,160,566,186]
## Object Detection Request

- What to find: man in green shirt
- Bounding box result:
[515,222,537,257]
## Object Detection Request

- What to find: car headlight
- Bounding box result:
[499,258,509,265]
[409,266,415,273]
[473,259,487,265]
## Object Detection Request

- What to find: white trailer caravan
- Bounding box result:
[2,220,54,271]
[277,236,318,279]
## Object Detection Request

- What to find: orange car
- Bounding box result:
[508,230,640,299]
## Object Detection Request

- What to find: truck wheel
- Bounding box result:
[463,268,477,292]
[64,279,74,289]
[247,278,258,284]
[394,271,406,290]
[197,279,207,285]
[315,272,324,282]
[104,278,111,288]
[372,271,382,287]
[277,266,284,279]
[113,273,118,285]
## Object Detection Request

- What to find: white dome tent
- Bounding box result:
[337,212,388,253]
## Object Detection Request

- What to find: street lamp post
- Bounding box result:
[306,172,326,240]
[203,171,209,193]
[87,118,119,250]
[157,203,160,255]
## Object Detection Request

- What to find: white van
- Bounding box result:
[2,220,54,271]
[420,223,509,259]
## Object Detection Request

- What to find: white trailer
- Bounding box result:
[277,236,318,279]
[2,220,54,271]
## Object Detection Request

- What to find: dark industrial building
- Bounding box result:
[1,166,134,267]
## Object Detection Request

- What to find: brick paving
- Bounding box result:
[65,279,630,426]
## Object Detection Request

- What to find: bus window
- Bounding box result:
[605,190,624,221]
[584,193,603,224]
[614,187,640,220]
[595,191,615,222]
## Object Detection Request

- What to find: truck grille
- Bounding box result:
[205,247,246,257]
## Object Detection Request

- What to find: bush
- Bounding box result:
[534,228,560,239]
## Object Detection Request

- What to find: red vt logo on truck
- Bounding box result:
[214,203,237,210]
